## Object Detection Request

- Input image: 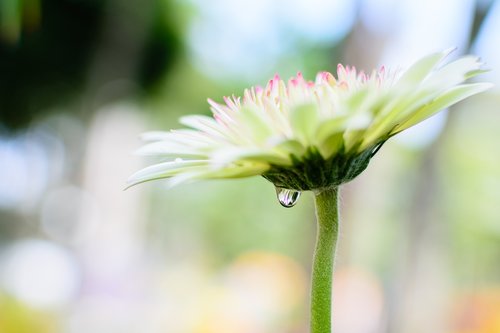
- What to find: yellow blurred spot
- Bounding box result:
[451,288,500,333]
[0,294,58,333]
[193,251,307,333]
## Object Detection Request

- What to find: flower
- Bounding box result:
[128,49,491,192]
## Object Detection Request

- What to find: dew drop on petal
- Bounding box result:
[174,158,183,163]
[275,187,301,208]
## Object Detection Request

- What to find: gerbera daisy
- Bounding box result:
[128,49,490,196]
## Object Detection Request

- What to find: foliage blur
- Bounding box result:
[0,0,499,332]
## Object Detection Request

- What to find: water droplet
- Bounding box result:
[174,157,183,163]
[275,187,301,208]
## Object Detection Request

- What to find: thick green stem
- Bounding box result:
[311,187,339,333]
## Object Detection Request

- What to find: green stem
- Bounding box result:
[311,187,339,333]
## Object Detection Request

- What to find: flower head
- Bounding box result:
[128,50,491,192]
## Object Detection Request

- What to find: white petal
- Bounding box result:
[359,89,438,150]
[398,49,452,85]
[289,103,320,145]
[140,131,171,142]
[135,141,208,158]
[126,160,208,188]
[272,139,306,157]
[392,82,493,133]
[422,55,482,90]
[211,147,290,166]
[235,106,274,143]
[179,115,231,139]
[165,163,269,186]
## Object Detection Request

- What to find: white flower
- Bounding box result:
[128,49,491,191]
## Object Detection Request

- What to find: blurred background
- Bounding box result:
[0,0,499,332]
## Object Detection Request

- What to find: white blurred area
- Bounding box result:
[0,239,80,309]
[1,0,499,332]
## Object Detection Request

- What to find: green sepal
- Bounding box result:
[262,141,386,191]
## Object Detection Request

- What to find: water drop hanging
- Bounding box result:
[275,187,301,208]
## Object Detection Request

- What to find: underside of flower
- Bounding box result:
[262,143,382,191]
[128,49,491,191]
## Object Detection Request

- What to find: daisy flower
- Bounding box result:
[128,49,490,197]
